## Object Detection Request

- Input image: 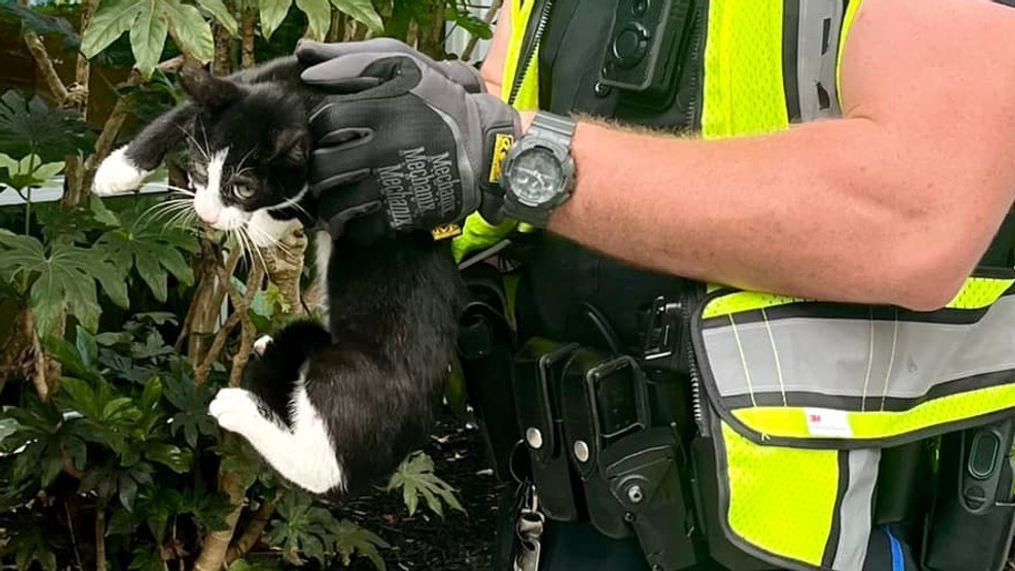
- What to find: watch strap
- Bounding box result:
[502,112,577,228]
[528,112,576,150]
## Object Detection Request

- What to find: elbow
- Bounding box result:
[880,226,979,312]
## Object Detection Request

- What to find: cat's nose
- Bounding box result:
[194,201,220,225]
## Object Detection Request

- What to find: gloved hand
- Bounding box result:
[297,40,520,242]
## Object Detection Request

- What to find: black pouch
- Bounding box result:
[513,338,583,521]
[559,347,699,570]
[923,420,1015,571]
[458,265,521,481]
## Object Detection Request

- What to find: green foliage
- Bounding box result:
[0,152,64,192]
[81,0,234,75]
[0,3,80,50]
[266,492,390,569]
[260,0,383,40]
[0,90,95,164]
[385,451,465,518]
[94,200,199,303]
[445,1,493,41]
[0,230,128,336]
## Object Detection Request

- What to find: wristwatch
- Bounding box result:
[501,112,577,228]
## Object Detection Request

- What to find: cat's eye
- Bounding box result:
[233,184,255,199]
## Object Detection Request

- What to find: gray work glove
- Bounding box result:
[297,40,520,243]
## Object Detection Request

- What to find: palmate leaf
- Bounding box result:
[328,519,389,571]
[196,0,239,36]
[384,451,465,518]
[330,0,383,34]
[0,90,94,163]
[0,231,129,336]
[81,0,215,75]
[295,0,331,41]
[0,3,81,50]
[259,0,293,40]
[95,205,198,303]
[129,1,170,77]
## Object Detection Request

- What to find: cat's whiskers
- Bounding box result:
[243,226,269,270]
[177,125,210,163]
[245,222,294,257]
[138,198,193,227]
[143,182,197,197]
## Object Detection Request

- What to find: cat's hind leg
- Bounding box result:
[241,320,331,424]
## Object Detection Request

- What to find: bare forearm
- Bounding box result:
[547,118,1009,310]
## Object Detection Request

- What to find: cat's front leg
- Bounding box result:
[92,147,152,196]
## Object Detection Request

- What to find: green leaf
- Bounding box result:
[136,247,168,302]
[75,324,98,369]
[295,0,331,41]
[145,442,192,473]
[385,451,465,519]
[80,0,144,59]
[329,519,389,571]
[197,0,239,36]
[163,0,215,63]
[0,235,129,336]
[0,90,95,165]
[0,152,16,174]
[330,0,383,34]
[129,1,169,77]
[90,195,121,227]
[119,472,139,512]
[31,160,64,181]
[259,0,293,40]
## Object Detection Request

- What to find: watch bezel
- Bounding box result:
[502,136,575,209]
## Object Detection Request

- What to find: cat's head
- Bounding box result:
[179,66,311,243]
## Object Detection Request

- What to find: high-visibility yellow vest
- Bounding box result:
[456,2,1015,569]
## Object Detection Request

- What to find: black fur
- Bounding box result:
[127,58,464,496]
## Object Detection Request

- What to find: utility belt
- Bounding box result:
[458,216,1015,571]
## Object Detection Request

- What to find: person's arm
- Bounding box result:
[546,0,1015,311]
[481,5,511,96]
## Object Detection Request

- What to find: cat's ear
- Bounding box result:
[179,64,242,110]
[270,128,311,166]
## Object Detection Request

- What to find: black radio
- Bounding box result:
[599,0,696,99]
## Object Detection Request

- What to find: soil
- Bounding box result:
[337,415,508,571]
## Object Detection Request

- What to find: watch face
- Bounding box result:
[508,147,564,207]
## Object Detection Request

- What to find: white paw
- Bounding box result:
[208,388,262,436]
[253,335,273,356]
[92,146,151,196]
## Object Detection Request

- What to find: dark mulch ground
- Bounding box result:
[337,415,508,571]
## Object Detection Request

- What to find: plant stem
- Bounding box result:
[95,505,107,571]
[225,490,283,564]
[64,500,85,571]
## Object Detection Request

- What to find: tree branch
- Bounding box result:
[462,0,503,62]
[22,32,68,103]
[225,490,283,564]
[194,464,248,571]
[228,263,264,388]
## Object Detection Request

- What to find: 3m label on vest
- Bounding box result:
[805,408,853,437]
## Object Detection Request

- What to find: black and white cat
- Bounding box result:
[92,58,464,496]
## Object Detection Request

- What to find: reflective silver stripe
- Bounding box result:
[795,0,843,121]
[701,295,1015,402]
[833,449,880,570]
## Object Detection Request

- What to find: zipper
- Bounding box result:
[684,0,706,128]
[508,0,554,107]
[681,286,709,436]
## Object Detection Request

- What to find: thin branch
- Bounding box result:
[94,505,107,571]
[228,263,264,388]
[193,311,242,385]
[225,490,283,564]
[22,32,68,103]
[462,0,503,62]
[28,311,48,402]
